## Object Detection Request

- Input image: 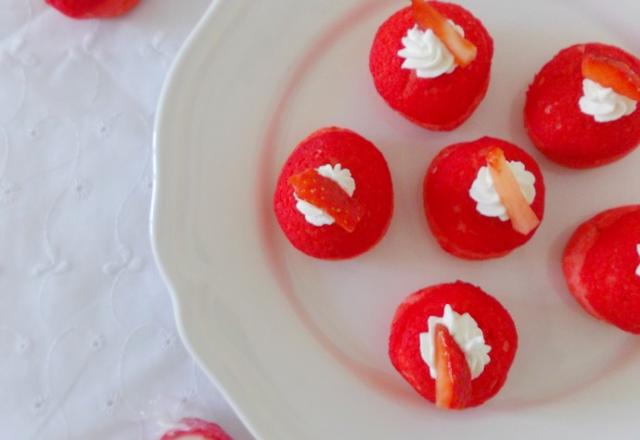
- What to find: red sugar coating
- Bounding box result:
[563,206,640,334]
[273,127,393,259]
[369,2,493,131]
[423,137,545,260]
[161,418,233,440]
[47,0,140,18]
[389,281,518,408]
[525,43,640,168]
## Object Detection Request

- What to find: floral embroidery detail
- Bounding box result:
[89,332,106,352]
[31,394,47,414]
[0,179,20,204]
[101,392,120,416]
[15,334,31,354]
[103,246,144,275]
[0,48,27,123]
[97,121,110,137]
[138,31,166,56]
[160,330,176,351]
[73,178,92,201]
[27,125,40,139]
[179,388,196,406]
[0,4,224,438]
[31,260,70,277]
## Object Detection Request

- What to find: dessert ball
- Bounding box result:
[563,205,640,334]
[389,281,518,409]
[525,43,640,168]
[274,127,393,259]
[424,137,545,259]
[370,1,493,131]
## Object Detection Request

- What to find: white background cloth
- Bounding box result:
[0,1,251,438]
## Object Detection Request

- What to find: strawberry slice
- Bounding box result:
[161,418,233,440]
[411,0,477,67]
[289,168,365,232]
[582,54,640,101]
[487,148,540,236]
[434,324,472,410]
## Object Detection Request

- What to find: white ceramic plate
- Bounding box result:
[152,1,640,438]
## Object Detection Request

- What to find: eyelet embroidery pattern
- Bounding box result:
[1,2,248,439]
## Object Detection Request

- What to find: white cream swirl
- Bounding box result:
[419,304,491,380]
[469,161,536,221]
[579,79,637,123]
[294,164,355,226]
[397,22,464,79]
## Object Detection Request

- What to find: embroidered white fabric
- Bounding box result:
[0,1,251,438]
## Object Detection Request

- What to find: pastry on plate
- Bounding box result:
[563,205,640,334]
[161,418,232,440]
[369,0,493,131]
[274,127,393,259]
[525,43,640,168]
[389,281,518,409]
[423,136,545,260]
[47,0,140,18]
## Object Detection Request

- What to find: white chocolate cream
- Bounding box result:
[397,21,464,79]
[579,78,637,123]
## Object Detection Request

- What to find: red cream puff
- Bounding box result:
[47,0,140,18]
[161,418,232,440]
[424,137,545,260]
[389,281,518,409]
[563,205,640,334]
[370,0,493,131]
[525,43,640,168]
[274,127,393,259]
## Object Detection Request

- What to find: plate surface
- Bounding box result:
[152,1,640,438]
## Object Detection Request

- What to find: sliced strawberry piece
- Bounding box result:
[161,418,233,440]
[434,324,472,410]
[582,54,640,101]
[289,168,365,233]
[487,148,540,236]
[411,0,477,67]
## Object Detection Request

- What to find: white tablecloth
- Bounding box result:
[0,1,251,438]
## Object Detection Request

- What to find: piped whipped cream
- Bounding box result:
[419,304,491,380]
[294,164,355,226]
[579,79,637,123]
[397,21,464,79]
[469,161,536,221]
[636,244,640,277]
